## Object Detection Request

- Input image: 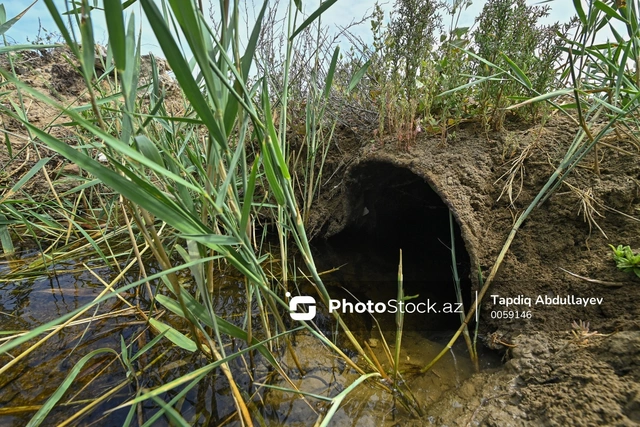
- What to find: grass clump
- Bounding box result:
[365,0,568,148]
[471,0,566,129]
[610,245,640,278]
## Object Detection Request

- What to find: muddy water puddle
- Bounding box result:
[0,240,501,426]
[0,255,144,426]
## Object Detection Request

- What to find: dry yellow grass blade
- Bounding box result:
[0,249,149,377]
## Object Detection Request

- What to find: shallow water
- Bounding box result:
[0,240,500,426]
[0,255,138,426]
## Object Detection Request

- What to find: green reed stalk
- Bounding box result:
[449,210,478,371]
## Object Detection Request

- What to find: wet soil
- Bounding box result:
[307,116,640,425]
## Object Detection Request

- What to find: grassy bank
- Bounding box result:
[1,0,639,425]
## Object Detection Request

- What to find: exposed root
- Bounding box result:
[495,142,536,206]
[561,182,607,241]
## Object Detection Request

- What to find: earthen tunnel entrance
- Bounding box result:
[313,161,472,335]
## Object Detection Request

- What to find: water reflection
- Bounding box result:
[0,246,500,426]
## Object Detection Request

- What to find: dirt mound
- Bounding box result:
[309,115,640,425]
[0,47,181,209]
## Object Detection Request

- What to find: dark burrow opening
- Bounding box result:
[312,161,472,337]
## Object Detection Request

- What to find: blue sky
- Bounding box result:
[2,1,581,59]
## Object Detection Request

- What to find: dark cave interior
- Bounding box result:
[312,161,473,335]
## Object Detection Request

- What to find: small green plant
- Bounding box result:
[369,0,441,147]
[431,0,473,141]
[609,245,640,278]
[471,0,564,129]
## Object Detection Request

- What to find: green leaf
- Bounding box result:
[78,1,96,80]
[505,89,573,110]
[134,135,165,167]
[261,81,290,179]
[240,155,260,237]
[0,214,14,255]
[67,215,112,268]
[347,59,370,94]
[120,335,130,367]
[591,95,625,114]
[155,292,280,367]
[500,52,532,88]
[260,139,286,206]
[131,330,168,362]
[0,0,37,36]
[594,1,628,23]
[0,157,51,202]
[148,318,197,352]
[242,0,268,80]
[103,0,127,72]
[573,0,587,25]
[215,132,245,210]
[452,26,469,38]
[291,0,339,40]
[72,91,123,112]
[27,348,119,427]
[179,233,241,246]
[150,396,191,427]
[0,44,60,54]
[323,46,340,99]
[613,41,631,101]
[317,373,381,427]
[62,5,97,16]
[437,73,503,98]
[139,376,203,427]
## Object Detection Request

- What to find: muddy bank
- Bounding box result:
[308,116,640,425]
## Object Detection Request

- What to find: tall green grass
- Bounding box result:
[0,0,390,424]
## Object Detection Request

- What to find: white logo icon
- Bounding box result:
[286,292,316,320]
